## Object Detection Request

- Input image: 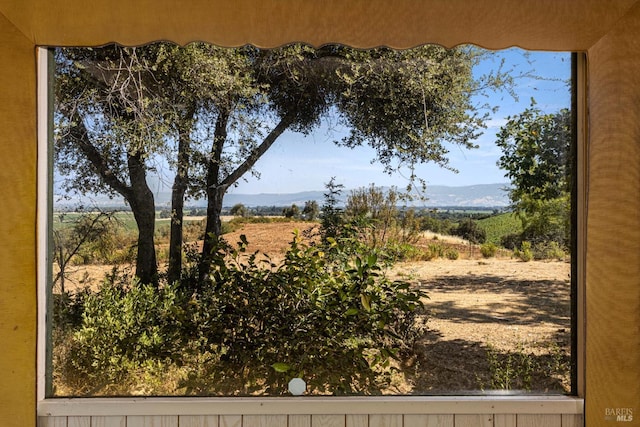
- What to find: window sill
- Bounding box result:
[38,395,584,417]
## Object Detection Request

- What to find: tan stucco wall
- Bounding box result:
[586,2,640,423]
[0,12,37,427]
[0,0,636,49]
[1,1,640,426]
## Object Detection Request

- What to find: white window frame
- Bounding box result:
[36,46,586,418]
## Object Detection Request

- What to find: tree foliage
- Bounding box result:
[495,103,571,248]
[496,104,571,211]
[56,42,498,285]
[453,218,487,244]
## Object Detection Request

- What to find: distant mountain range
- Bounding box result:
[220,183,511,208]
[55,183,511,210]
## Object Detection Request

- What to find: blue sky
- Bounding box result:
[225,48,572,195]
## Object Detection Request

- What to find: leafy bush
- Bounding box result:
[452,218,486,244]
[533,241,566,261]
[427,243,446,259]
[385,242,425,262]
[58,278,187,394]
[181,233,427,395]
[420,215,454,235]
[445,249,459,260]
[344,186,421,253]
[500,233,522,250]
[56,232,427,396]
[480,243,498,258]
[483,343,535,391]
[514,241,533,262]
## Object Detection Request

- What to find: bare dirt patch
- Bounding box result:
[392,258,571,393]
[222,221,320,256]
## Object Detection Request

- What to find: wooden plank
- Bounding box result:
[345,414,367,427]
[288,415,311,427]
[39,396,584,416]
[242,415,287,427]
[494,414,516,427]
[561,414,583,427]
[91,416,126,427]
[178,416,219,427]
[518,415,561,427]
[311,415,345,427]
[219,415,242,427]
[38,417,67,427]
[126,416,178,427]
[68,417,90,427]
[404,414,454,427]
[369,414,401,427]
[454,415,493,427]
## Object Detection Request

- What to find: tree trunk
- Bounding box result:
[69,118,158,285]
[198,110,230,286]
[167,180,186,286]
[197,110,297,286]
[128,152,158,285]
[167,109,195,286]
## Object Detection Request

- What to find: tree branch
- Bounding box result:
[68,114,133,199]
[221,111,297,188]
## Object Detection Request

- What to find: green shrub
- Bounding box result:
[59,278,186,394]
[385,242,425,262]
[58,232,427,396]
[427,243,446,259]
[180,233,427,395]
[483,343,535,391]
[445,249,459,260]
[500,233,522,250]
[514,241,533,262]
[452,218,486,244]
[533,241,566,260]
[480,243,498,258]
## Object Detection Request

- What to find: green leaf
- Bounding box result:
[345,308,359,316]
[271,362,291,373]
[360,294,371,311]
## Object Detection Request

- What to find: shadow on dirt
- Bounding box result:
[398,272,572,394]
[399,325,570,394]
[418,274,570,326]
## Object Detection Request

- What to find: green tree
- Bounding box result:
[495,104,571,247]
[230,203,248,217]
[453,218,487,244]
[302,200,320,220]
[320,178,347,243]
[55,44,258,286]
[346,185,399,249]
[55,46,173,285]
[57,43,508,288]
[283,204,300,219]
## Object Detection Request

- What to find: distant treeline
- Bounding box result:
[211,205,507,218]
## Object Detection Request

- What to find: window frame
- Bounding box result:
[36,46,586,416]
